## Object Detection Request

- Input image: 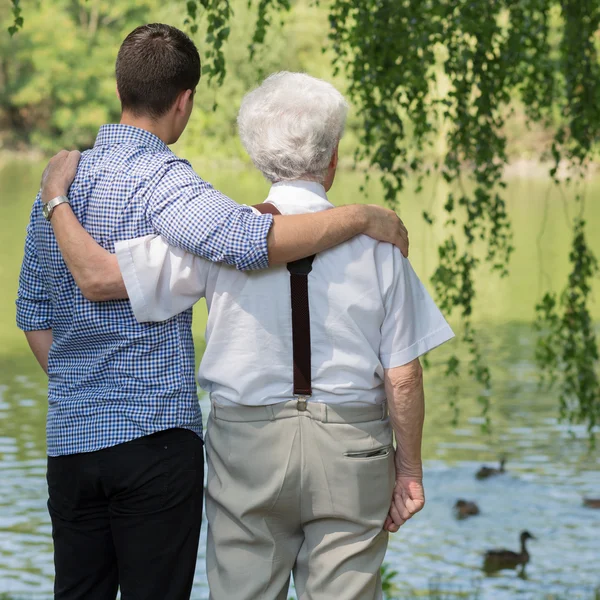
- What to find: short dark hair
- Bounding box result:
[116,23,201,118]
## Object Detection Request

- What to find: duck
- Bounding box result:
[454,499,480,520]
[583,498,600,508]
[476,457,506,480]
[483,530,535,573]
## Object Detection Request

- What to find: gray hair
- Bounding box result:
[237,72,349,183]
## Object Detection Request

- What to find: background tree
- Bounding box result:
[7,0,600,439]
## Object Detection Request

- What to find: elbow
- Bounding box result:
[389,358,423,393]
[77,273,116,302]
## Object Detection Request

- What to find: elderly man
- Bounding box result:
[40,72,453,599]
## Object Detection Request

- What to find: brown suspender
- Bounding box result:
[287,254,315,396]
[254,203,315,397]
[252,202,281,216]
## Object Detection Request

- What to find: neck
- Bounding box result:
[120,112,172,145]
[520,538,528,555]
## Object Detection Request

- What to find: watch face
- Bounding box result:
[42,204,50,220]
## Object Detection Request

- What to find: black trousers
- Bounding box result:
[47,428,204,600]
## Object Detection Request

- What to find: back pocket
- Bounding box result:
[344,445,392,459]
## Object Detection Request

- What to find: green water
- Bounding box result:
[0,159,599,599]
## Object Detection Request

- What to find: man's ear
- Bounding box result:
[116,85,120,101]
[176,89,193,113]
[330,143,339,169]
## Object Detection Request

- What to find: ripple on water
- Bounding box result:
[385,462,600,599]
[2,330,600,599]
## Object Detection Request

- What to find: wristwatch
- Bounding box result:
[42,195,70,221]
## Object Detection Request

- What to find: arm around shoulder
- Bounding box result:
[39,149,127,302]
[267,204,409,265]
[49,204,127,302]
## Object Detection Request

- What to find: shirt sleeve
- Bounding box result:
[16,198,52,331]
[145,159,273,271]
[379,246,455,368]
[115,235,211,323]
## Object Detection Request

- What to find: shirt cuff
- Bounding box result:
[237,212,273,271]
[380,324,455,368]
[15,301,52,331]
[114,240,152,323]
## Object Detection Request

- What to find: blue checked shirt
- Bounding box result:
[16,124,273,456]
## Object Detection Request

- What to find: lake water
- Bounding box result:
[0,159,599,599]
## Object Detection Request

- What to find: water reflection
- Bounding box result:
[1,161,599,598]
[0,325,598,599]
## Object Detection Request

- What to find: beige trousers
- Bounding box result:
[205,399,395,600]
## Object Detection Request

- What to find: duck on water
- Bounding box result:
[483,530,536,574]
[454,499,480,520]
[476,457,506,480]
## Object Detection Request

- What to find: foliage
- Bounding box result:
[380,562,400,600]
[0,1,358,159]
[0,0,161,151]
[535,217,600,440]
[184,0,600,437]
[178,1,357,161]
[5,0,600,435]
[8,0,22,36]
[184,0,291,86]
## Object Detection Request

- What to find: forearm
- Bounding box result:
[49,204,127,301]
[24,329,53,375]
[385,360,425,477]
[268,205,367,265]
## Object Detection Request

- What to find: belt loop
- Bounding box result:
[381,402,387,421]
[211,400,218,420]
[323,403,328,423]
[267,405,275,422]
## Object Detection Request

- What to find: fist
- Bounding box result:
[384,476,425,533]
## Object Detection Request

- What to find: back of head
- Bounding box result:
[116,23,200,119]
[237,72,348,183]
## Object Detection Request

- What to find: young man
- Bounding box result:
[18,26,409,600]
[37,72,452,600]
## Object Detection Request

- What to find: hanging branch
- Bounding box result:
[183,0,290,86]
[8,0,24,36]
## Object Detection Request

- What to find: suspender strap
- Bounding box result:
[251,202,281,216]
[254,203,316,396]
[287,255,315,396]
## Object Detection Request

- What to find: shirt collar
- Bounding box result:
[265,180,334,215]
[94,124,169,153]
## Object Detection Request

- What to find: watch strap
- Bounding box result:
[44,195,70,220]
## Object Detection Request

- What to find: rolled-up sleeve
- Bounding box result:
[16,199,52,331]
[379,246,454,368]
[145,160,273,271]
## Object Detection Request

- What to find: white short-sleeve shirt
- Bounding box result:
[115,180,454,407]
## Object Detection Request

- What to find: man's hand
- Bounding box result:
[384,475,425,533]
[40,150,81,203]
[363,204,409,258]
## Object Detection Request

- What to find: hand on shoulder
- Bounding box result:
[362,204,409,258]
[40,150,81,203]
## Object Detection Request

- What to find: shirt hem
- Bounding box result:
[380,324,455,368]
[46,422,204,457]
